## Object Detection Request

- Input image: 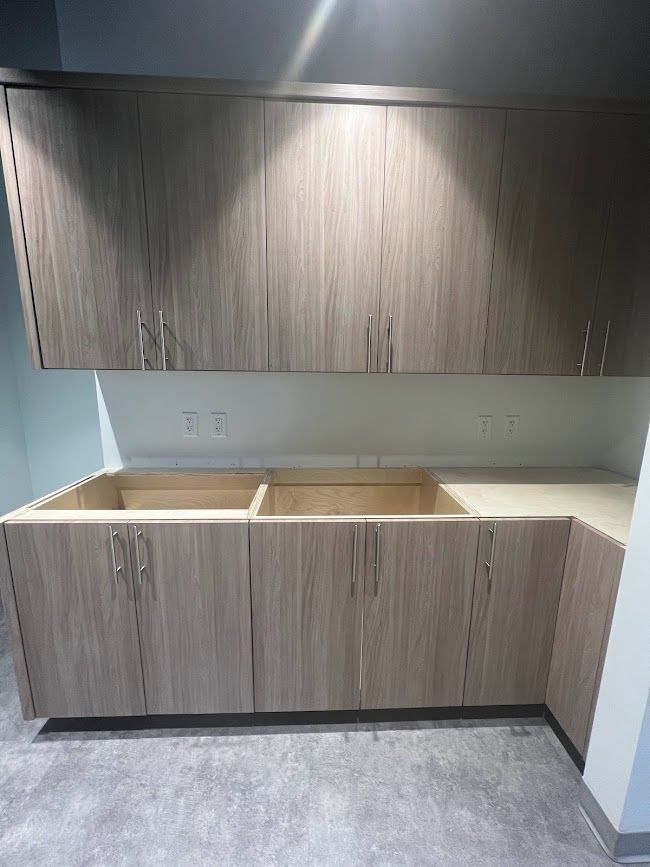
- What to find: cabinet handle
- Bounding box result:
[351,523,358,596]
[366,314,373,373]
[108,525,122,587]
[599,320,611,377]
[484,522,497,591]
[158,309,168,371]
[373,522,381,595]
[132,525,145,585]
[136,309,148,371]
[578,319,592,376]
[386,315,393,373]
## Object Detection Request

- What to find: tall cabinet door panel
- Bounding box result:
[464,519,569,706]
[250,520,365,711]
[379,107,504,373]
[265,102,385,371]
[484,110,619,374]
[5,522,145,717]
[589,116,650,376]
[7,88,154,369]
[132,521,254,714]
[546,521,625,756]
[361,519,479,709]
[139,94,268,370]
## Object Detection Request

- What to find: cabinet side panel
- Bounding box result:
[0,524,35,719]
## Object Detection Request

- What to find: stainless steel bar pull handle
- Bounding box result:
[136,309,148,371]
[351,523,359,596]
[108,525,122,587]
[158,309,168,371]
[386,315,393,373]
[132,525,145,585]
[366,314,373,373]
[599,320,611,377]
[374,523,381,595]
[484,523,497,590]
[578,319,592,376]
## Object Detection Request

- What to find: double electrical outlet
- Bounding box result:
[181,411,227,438]
[477,414,520,441]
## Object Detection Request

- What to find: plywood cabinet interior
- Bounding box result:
[250,519,365,711]
[361,519,479,709]
[463,519,569,706]
[139,94,268,370]
[132,521,254,714]
[7,88,155,369]
[483,110,619,375]
[379,106,504,372]
[265,101,385,371]
[5,521,145,717]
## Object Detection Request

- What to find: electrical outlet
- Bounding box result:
[181,411,198,437]
[477,415,492,440]
[504,415,520,439]
[211,412,227,438]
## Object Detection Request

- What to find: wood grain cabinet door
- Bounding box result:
[7,88,155,369]
[5,522,145,717]
[139,94,268,370]
[265,101,385,371]
[464,519,569,706]
[546,521,625,756]
[250,520,365,711]
[588,116,650,376]
[132,522,253,714]
[379,107,504,372]
[361,519,479,709]
[484,110,619,374]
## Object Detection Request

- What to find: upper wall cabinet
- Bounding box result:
[6,88,155,369]
[483,111,619,375]
[138,94,268,370]
[379,107,504,373]
[588,116,650,376]
[265,101,385,371]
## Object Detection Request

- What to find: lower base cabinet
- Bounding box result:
[546,521,625,756]
[361,519,479,709]
[463,519,570,705]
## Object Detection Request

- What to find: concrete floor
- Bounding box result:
[0,608,610,866]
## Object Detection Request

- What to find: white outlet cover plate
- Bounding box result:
[211,412,227,437]
[181,411,198,437]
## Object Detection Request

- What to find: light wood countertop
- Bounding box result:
[430,468,637,545]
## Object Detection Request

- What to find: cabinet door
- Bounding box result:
[265,101,385,371]
[5,522,144,717]
[139,94,268,370]
[546,521,624,756]
[379,107,504,372]
[7,88,154,369]
[132,522,253,714]
[250,520,364,711]
[484,110,619,374]
[464,519,569,706]
[589,116,650,376]
[361,519,478,709]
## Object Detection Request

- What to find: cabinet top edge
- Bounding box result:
[1,69,648,115]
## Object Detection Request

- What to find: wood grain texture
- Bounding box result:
[589,115,650,376]
[0,524,35,719]
[133,521,253,714]
[265,101,385,371]
[0,87,41,367]
[250,520,364,711]
[361,519,479,709]
[379,106,504,372]
[139,93,268,370]
[5,522,145,717]
[484,110,619,374]
[463,519,570,706]
[546,520,625,756]
[7,87,155,369]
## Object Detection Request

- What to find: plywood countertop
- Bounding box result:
[431,468,637,545]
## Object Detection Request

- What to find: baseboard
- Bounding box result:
[543,707,585,773]
[579,780,650,863]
